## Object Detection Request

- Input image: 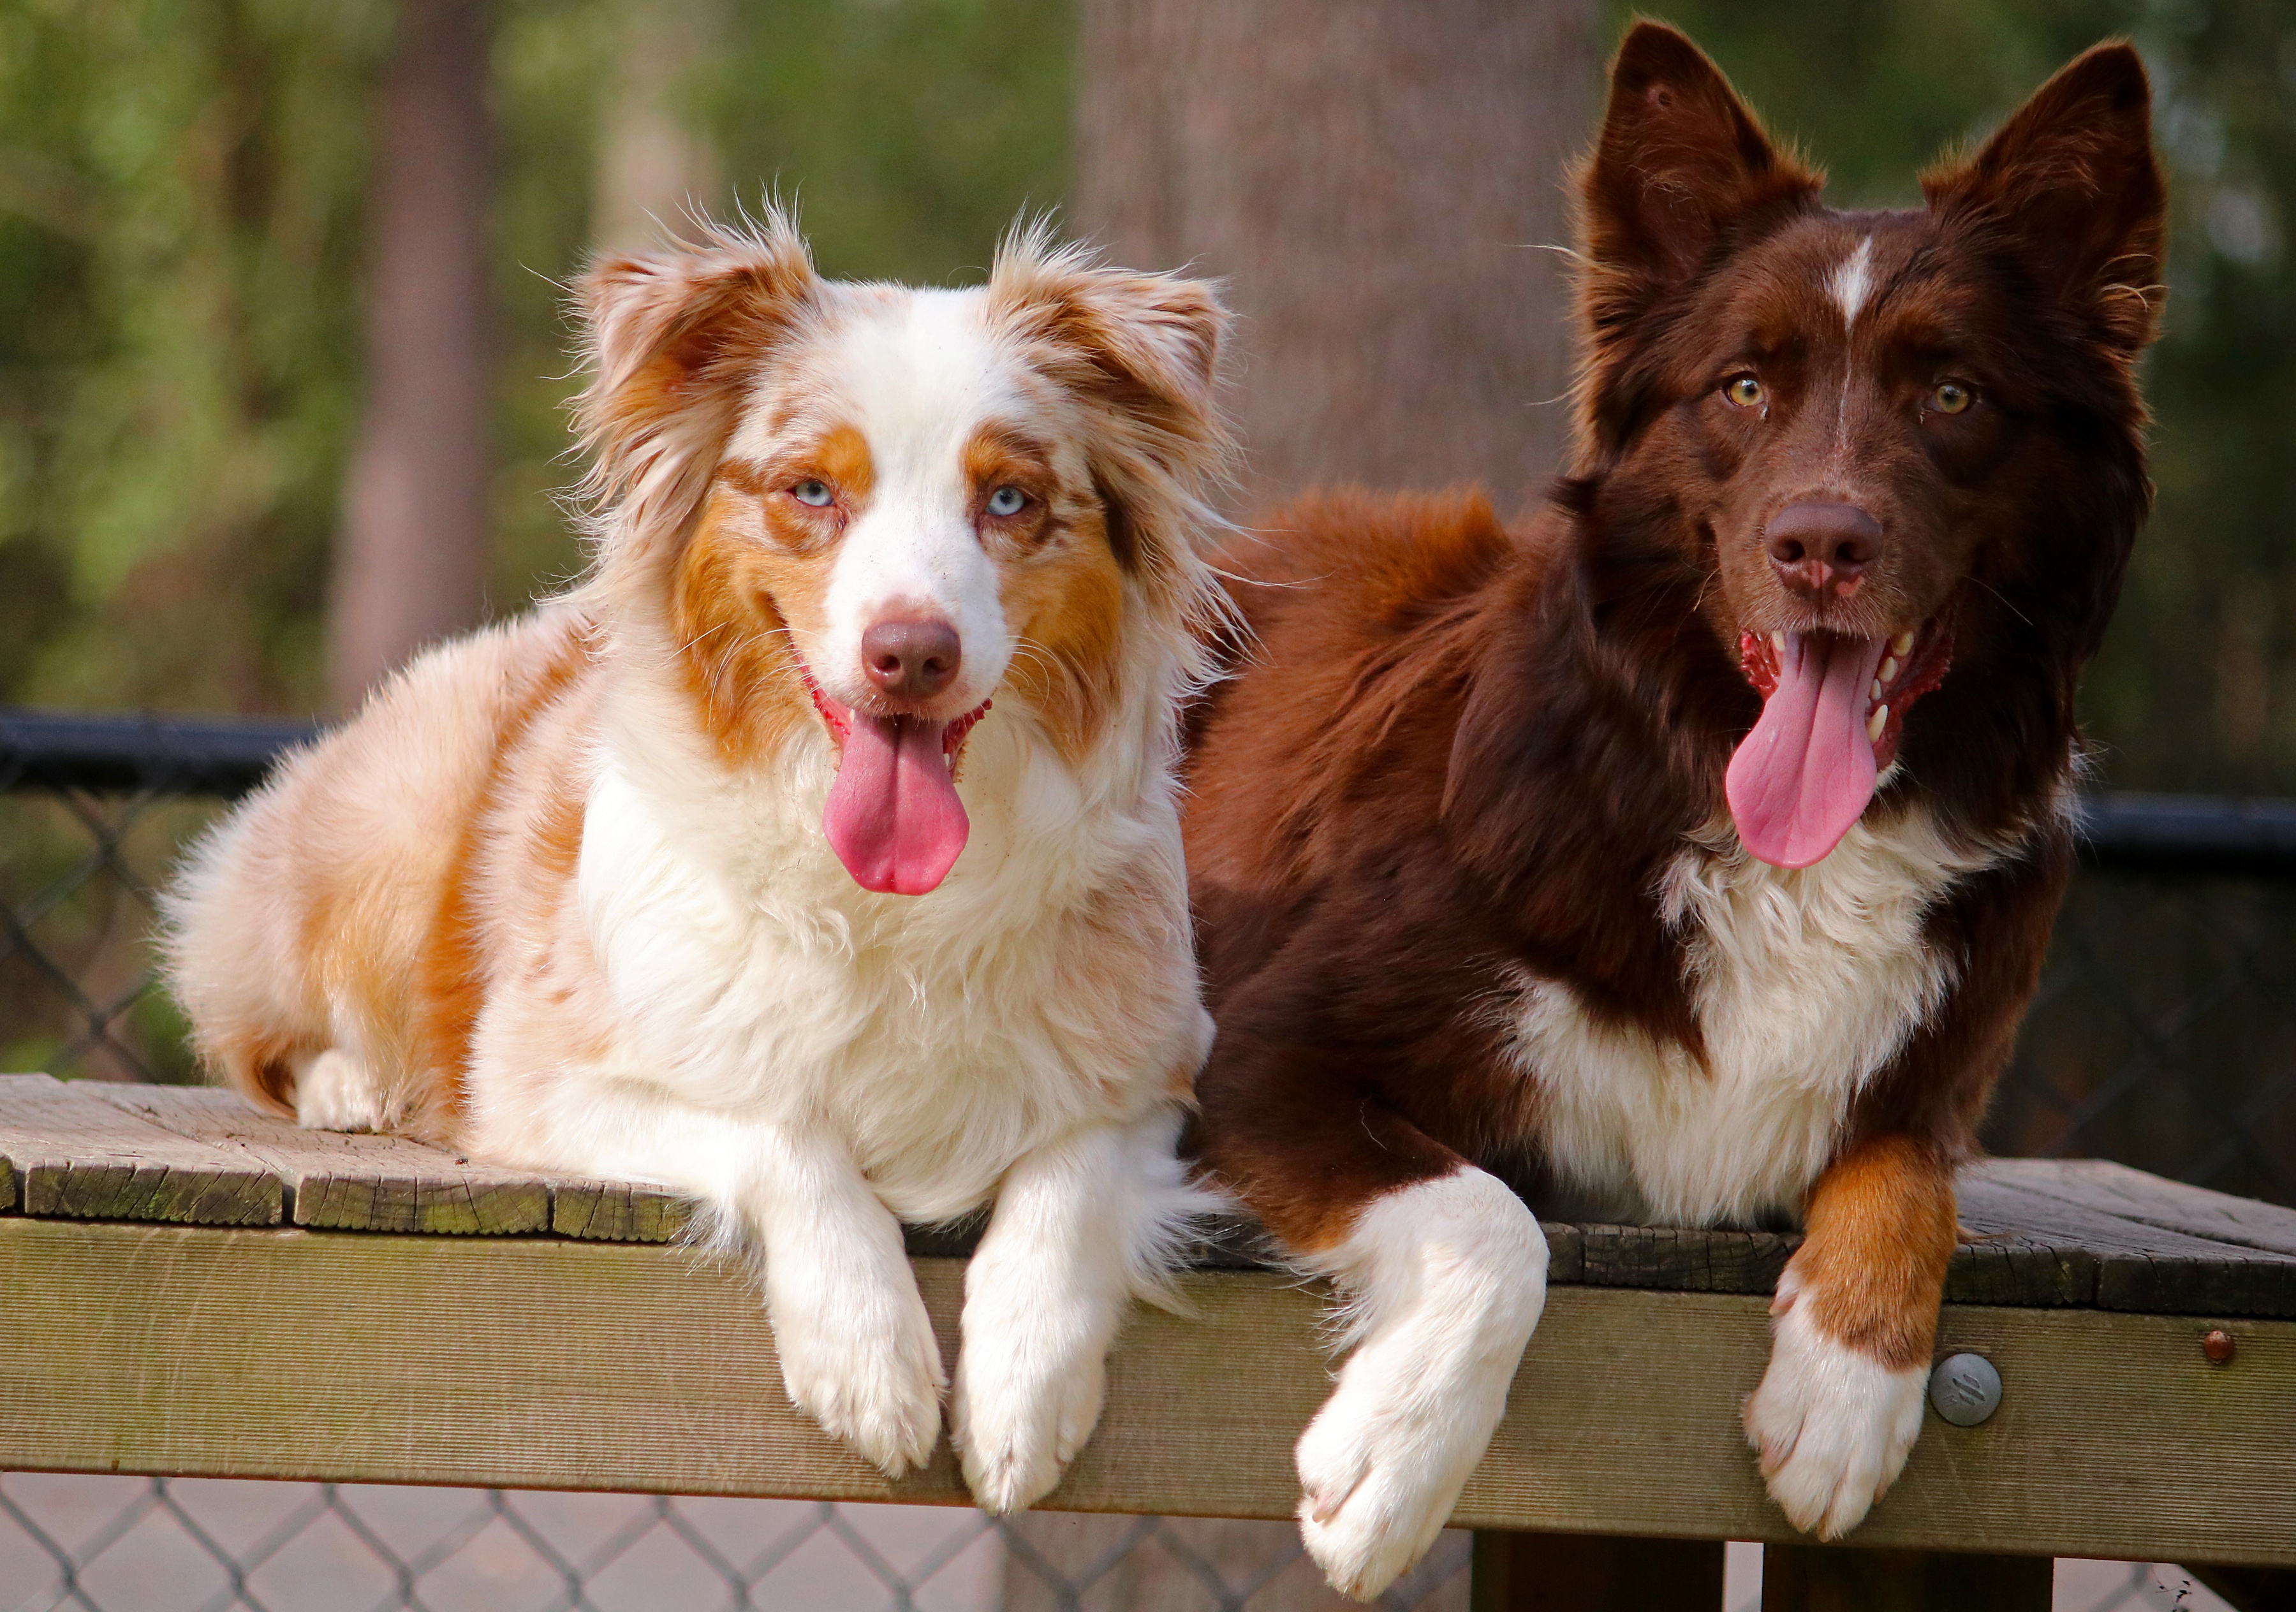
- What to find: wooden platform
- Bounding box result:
[4,1073,2295,1584]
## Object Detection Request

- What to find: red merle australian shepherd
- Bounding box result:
[1182,23,2165,1599]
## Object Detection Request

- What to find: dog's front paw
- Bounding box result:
[773,1282,946,1477]
[1744,1296,1927,1538]
[950,1338,1106,1513]
[1293,1347,1482,1602]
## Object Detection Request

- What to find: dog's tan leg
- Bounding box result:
[1744,1134,1957,1537]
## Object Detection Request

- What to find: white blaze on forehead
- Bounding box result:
[1829,236,1876,330]
[812,289,1023,708]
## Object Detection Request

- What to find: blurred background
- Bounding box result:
[0,0,2286,787]
[0,3,2288,1609]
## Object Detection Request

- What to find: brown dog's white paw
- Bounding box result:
[1744,1298,1927,1538]
[1293,1372,1468,1602]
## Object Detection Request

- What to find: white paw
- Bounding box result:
[293,1048,381,1132]
[1291,1171,1547,1602]
[1744,1293,1927,1538]
[950,1336,1107,1513]
[771,1276,946,1477]
[1294,1346,1488,1603]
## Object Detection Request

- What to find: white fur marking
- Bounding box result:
[1293,1169,1547,1601]
[1743,1283,1927,1537]
[1829,237,1876,329]
[952,1106,1219,1512]
[1510,805,2003,1227]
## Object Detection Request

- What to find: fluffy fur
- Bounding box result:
[165,210,1237,1508]
[1182,25,2163,1598]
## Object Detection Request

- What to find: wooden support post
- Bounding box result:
[1471,1529,1726,1610]
[1760,1546,2052,1610]
[2192,1564,2296,1612]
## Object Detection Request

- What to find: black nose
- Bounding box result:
[861,617,961,700]
[1766,501,1883,601]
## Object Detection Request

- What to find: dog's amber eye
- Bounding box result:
[791,479,834,508]
[985,485,1028,517]
[1929,381,1974,415]
[1724,376,1766,409]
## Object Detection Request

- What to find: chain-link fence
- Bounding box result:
[0,707,2286,1612]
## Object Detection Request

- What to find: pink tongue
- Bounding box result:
[1725,633,1888,870]
[822,714,969,895]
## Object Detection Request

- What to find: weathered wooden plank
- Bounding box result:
[0,1074,279,1226]
[1959,1170,2296,1319]
[1579,1224,1797,1294]
[1,1217,2289,1567]
[550,1175,693,1243]
[92,1083,547,1236]
[1976,1157,2296,1258]
[1944,1233,2096,1308]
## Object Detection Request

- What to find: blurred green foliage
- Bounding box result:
[0,0,2287,792]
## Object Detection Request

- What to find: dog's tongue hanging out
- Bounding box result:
[1725,632,1889,870]
[822,714,969,895]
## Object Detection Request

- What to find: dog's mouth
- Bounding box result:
[795,656,991,897]
[1725,607,1955,869]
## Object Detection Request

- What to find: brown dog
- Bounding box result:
[1182,24,2163,1598]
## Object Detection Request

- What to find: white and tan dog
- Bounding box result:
[163,212,1235,1510]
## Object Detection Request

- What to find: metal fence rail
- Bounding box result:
[0,705,2282,1612]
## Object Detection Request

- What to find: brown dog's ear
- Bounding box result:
[1578,23,1821,332]
[573,214,820,517]
[1923,43,2166,355]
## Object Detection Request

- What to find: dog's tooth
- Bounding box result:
[1891,631,1915,656]
[1867,705,1888,742]
[1880,656,1898,683]
[1871,680,1883,701]
[1770,631,1786,654]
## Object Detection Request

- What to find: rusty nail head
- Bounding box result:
[2202,1328,2236,1365]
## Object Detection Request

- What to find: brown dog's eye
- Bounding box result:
[1723,375,1765,409]
[790,479,834,508]
[1929,381,1974,415]
[985,485,1028,518]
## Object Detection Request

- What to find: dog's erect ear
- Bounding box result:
[1578,23,1821,327]
[1923,43,2166,355]
[573,216,820,512]
[990,228,1236,576]
[991,232,1228,463]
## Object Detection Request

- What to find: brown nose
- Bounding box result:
[861,617,961,700]
[1766,502,1883,601]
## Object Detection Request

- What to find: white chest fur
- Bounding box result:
[551,716,1202,1224]
[1507,806,2008,1226]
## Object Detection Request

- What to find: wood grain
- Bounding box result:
[1959,1168,2296,1318]
[0,1074,279,1226]
[1,1217,2290,1567]
[92,1083,549,1235]
[1972,1157,2296,1258]
[8,1080,2295,1315]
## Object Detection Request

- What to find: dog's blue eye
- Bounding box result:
[1724,375,1766,409]
[791,480,834,508]
[987,485,1027,517]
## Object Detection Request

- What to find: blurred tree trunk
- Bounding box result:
[1020,9,1603,1606]
[592,0,726,254]
[1073,0,1601,511]
[328,0,494,711]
